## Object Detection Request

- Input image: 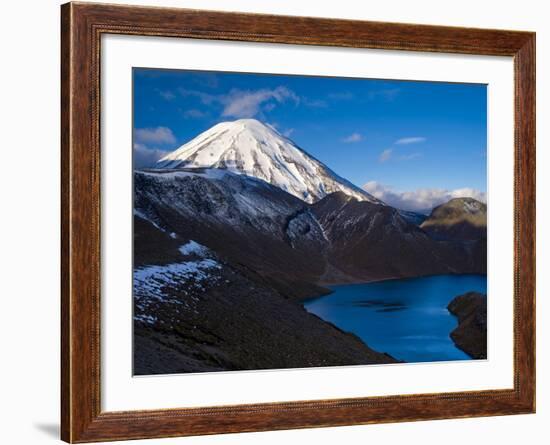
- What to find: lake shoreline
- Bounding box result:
[303,272,488,303]
[302,274,487,363]
[319,271,488,286]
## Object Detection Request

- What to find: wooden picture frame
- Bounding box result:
[61,2,535,442]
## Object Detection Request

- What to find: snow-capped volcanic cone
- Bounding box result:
[156,119,380,204]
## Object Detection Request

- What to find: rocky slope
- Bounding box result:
[135,171,486,295]
[447,292,487,359]
[420,197,487,241]
[134,168,329,300]
[398,209,428,226]
[156,119,380,204]
[311,192,485,283]
[133,216,396,375]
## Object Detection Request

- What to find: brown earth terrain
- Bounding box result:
[421,197,487,242]
[447,292,487,359]
[134,216,396,375]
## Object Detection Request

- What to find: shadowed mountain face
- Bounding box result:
[135,171,486,294]
[134,169,329,300]
[133,226,397,375]
[398,209,428,226]
[420,197,487,241]
[311,192,485,283]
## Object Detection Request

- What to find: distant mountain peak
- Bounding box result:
[156,119,380,204]
[420,197,487,241]
[429,197,487,218]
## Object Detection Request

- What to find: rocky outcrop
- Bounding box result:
[421,197,487,241]
[447,292,487,359]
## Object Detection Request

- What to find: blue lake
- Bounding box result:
[303,274,487,363]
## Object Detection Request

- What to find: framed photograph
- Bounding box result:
[61,2,535,442]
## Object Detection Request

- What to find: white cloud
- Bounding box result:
[342,132,363,143]
[178,88,217,105]
[179,86,322,119]
[133,143,171,168]
[367,88,400,101]
[183,109,207,119]
[133,127,177,168]
[379,149,393,162]
[283,128,295,138]
[263,103,277,112]
[303,98,327,108]
[267,123,295,139]
[134,126,176,145]
[395,136,427,145]
[377,136,426,162]
[221,86,299,118]
[363,181,487,213]
[156,89,176,101]
[379,145,423,162]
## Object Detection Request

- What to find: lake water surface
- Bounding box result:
[304,274,487,363]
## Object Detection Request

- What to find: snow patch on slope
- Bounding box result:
[134,259,222,303]
[463,200,484,214]
[134,240,224,325]
[134,208,165,232]
[179,240,210,257]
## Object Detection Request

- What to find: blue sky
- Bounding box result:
[133,68,487,211]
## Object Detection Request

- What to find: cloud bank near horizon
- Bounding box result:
[363,181,487,213]
[133,126,177,168]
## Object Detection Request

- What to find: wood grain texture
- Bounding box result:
[60,2,536,442]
